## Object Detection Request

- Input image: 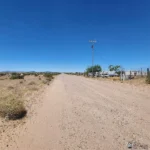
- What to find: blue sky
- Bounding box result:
[0,0,150,72]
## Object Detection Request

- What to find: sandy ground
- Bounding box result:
[0,74,150,150]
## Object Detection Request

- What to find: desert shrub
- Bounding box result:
[28,81,36,85]
[44,73,54,81]
[20,81,23,84]
[0,96,27,120]
[146,75,150,84]
[10,73,24,80]
[0,73,6,77]
[44,73,53,78]
[146,68,150,84]
[42,80,50,85]
[0,78,5,80]
[7,86,14,90]
[146,78,150,84]
[46,78,52,81]
[30,87,39,91]
[113,79,117,81]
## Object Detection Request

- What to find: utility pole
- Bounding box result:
[89,40,97,77]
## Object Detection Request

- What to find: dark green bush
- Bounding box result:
[10,73,24,80]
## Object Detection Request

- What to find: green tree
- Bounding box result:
[86,65,102,73]
[108,65,114,71]
[108,65,121,72]
[114,65,121,72]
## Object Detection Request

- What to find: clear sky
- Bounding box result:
[0,0,150,72]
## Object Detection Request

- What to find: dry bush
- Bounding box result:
[30,87,39,91]
[10,73,24,80]
[146,75,150,84]
[44,73,54,81]
[42,80,49,85]
[46,78,52,81]
[0,78,5,80]
[28,81,36,85]
[7,86,14,90]
[42,80,47,84]
[113,79,118,81]
[0,95,27,120]
[20,81,23,84]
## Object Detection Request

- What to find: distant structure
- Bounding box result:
[89,40,97,77]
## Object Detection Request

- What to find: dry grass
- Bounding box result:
[20,81,23,84]
[146,74,150,84]
[42,80,50,85]
[7,86,14,90]
[29,87,39,91]
[0,95,27,120]
[95,76,148,86]
[123,77,147,86]
[0,75,48,121]
[28,81,36,85]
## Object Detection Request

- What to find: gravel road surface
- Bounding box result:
[1,74,150,150]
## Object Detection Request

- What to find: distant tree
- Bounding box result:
[114,65,121,72]
[86,65,102,73]
[108,65,114,71]
[108,65,121,72]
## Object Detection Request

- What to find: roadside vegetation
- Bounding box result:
[0,95,27,120]
[146,68,150,84]
[10,73,24,80]
[0,71,60,120]
[66,65,149,86]
[85,65,102,76]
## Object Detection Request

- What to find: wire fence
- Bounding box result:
[120,67,149,80]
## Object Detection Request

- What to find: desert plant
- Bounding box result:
[42,80,50,85]
[0,95,27,120]
[30,87,39,91]
[20,81,23,84]
[46,78,52,81]
[0,73,6,76]
[28,81,36,85]
[146,68,150,84]
[0,78,5,80]
[44,73,54,81]
[44,73,52,78]
[34,74,38,77]
[10,73,24,80]
[7,86,14,90]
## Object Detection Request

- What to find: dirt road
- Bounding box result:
[1,74,150,150]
